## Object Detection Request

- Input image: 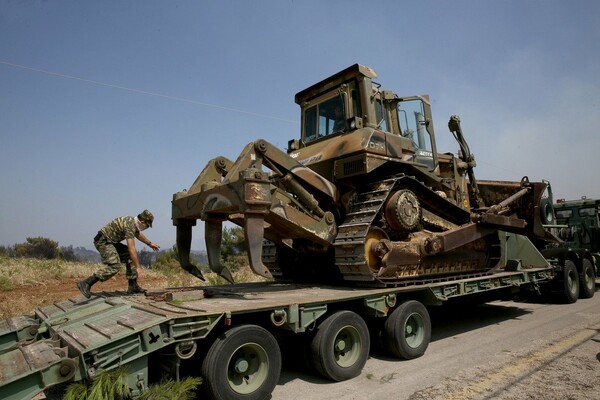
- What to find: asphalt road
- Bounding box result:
[271,285,600,400]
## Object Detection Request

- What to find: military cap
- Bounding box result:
[138,210,154,227]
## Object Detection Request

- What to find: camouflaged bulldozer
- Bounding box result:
[172,64,556,286]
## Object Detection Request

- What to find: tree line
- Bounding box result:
[0,227,247,273]
[0,237,80,261]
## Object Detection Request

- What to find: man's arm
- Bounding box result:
[136,231,160,251]
[126,237,146,278]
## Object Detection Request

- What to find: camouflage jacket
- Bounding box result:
[99,216,138,243]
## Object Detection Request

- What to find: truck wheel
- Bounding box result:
[557,260,580,304]
[579,258,596,299]
[201,325,281,400]
[309,310,370,381]
[382,300,431,359]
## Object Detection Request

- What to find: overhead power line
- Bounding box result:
[0,60,297,124]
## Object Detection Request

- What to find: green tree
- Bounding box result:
[139,248,154,267]
[151,245,181,275]
[14,237,59,259]
[220,227,248,272]
[0,245,13,257]
[59,245,79,262]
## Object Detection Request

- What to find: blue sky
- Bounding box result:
[1,0,599,250]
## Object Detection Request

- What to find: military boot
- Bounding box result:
[77,275,99,298]
[127,279,146,295]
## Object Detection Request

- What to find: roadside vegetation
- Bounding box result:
[62,367,201,400]
[0,227,265,318]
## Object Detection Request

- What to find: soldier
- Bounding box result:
[77,210,160,298]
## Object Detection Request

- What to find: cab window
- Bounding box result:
[398,98,432,152]
[304,95,345,143]
[375,99,388,132]
[579,207,596,217]
[556,209,573,219]
[351,88,361,119]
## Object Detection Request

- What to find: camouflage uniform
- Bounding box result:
[78,210,154,298]
[94,216,139,281]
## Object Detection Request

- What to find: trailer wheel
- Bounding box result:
[557,260,580,304]
[201,325,281,400]
[309,310,370,381]
[382,300,431,360]
[579,258,596,299]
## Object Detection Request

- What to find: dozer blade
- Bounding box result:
[176,222,205,281]
[244,214,273,280]
[206,220,235,284]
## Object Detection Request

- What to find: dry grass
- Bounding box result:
[0,256,100,286]
[0,255,265,288]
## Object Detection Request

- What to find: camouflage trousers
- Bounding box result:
[93,232,138,281]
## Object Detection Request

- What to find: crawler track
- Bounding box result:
[334,175,474,285]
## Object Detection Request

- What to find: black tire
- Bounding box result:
[201,325,281,400]
[309,310,370,381]
[579,258,596,299]
[557,260,580,304]
[382,300,431,360]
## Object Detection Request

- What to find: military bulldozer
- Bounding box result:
[172,64,555,286]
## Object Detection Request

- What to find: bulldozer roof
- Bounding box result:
[294,63,377,105]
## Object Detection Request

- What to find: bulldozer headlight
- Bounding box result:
[348,117,363,131]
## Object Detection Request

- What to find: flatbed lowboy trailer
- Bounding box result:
[2,233,587,400]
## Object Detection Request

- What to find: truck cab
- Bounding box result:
[554,197,600,255]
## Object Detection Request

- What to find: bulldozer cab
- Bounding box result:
[292,64,439,174]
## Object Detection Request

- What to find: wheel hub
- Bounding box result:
[235,358,249,374]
